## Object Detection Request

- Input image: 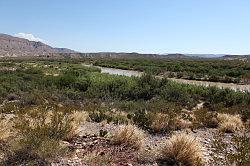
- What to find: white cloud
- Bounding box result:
[14,33,47,43]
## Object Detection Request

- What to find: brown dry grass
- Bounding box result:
[65,111,89,140]
[160,133,204,166]
[11,107,89,159]
[22,108,89,140]
[112,124,145,149]
[217,113,244,133]
[150,113,169,132]
[0,115,14,163]
[0,115,13,140]
[176,118,193,130]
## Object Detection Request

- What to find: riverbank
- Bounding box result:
[83,64,250,92]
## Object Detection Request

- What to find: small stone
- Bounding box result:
[75,149,81,153]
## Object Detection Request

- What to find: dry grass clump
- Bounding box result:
[0,106,89,165]
[83,151,114,166]
[176,118,193,130]
[150,113,169,132]
[0,115,13,140]
[112,124,145,149]
[65,111,89,140]
[19,107,88,141]
[144,111,179,133]
[160,133,204,166]
[0,116,14,164]
[12,105,88,160]
[217,113,244,133]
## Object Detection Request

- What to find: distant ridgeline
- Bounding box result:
[0,33,249,60]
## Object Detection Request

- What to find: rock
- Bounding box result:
[75,149,81,153]
[99,151,105,155]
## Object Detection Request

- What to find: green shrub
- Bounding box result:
[56,74,76,89]
[73,77,90,91]
[193,109,219,129]
[241,109,250,122]
[160,82,198,108]
[89,107,110,123]
[117,100,146,113]
[131,109,177,133]
[89,106,129,124]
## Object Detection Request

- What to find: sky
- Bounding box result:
[0,0,250,54]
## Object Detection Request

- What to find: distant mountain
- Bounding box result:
[0,33,75,57]
[76,52,250,60]
[0,33,248,60]
[185,54,225,58]
[71,52,191,59]
[222,55,250,60]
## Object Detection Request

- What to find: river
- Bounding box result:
[83,64,250,92]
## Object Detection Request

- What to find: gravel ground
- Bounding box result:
[51,122,236,166]
[0,110,240,166]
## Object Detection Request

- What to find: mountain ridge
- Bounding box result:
[0,33,75,57]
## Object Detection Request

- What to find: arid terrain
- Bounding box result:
[0,33,249,166]
[1,0,250,165]
[0,58,249,166]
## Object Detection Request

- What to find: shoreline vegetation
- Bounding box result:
[83,64,250,92]
[93,58,250,84]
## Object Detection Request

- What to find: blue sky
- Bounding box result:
[0,0,250,54]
